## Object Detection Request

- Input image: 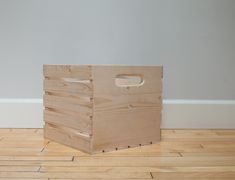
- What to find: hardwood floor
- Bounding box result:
[0,129,234,179]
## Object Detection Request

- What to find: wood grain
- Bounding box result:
[43,64,91,79]
[43,65,163,153]
[0,129,234,179]
[92,65,163,95]
[44,78,92,96]
[92,107,161,153]
[44,123,91,153]
[44,109,91,134]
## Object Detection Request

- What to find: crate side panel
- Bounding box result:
[92,66,162,95]
[92,107,161,153]
[91,65,162,153]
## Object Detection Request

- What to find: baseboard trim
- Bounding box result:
[0,99,43,128]
[0,99,234,128]
[162,99,235,128]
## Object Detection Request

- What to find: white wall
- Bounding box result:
[0,0,235,128]
[0,0,235,99]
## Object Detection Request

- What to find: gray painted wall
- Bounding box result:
[0,0,235,99]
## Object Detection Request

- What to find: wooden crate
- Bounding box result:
[43,65,163,154]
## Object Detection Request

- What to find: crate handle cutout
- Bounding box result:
[115,74,144,87]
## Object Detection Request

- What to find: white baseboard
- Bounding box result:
[0,99,234,128]
[0,99,43,128]
[162,100,235,129]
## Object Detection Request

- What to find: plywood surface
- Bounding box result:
[0,129,234,179]
[91,65,163,152]
[92,107,161,152]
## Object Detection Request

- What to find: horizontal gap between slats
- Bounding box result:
[45,90,92,101]
[44,107,92,120]
[45,76,92,83]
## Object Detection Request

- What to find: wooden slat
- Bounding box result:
[2,156,234,167]
[44,94,92,116]
[0,166,40,172]
[1,156,234,167]
[94,93,161,112]
[162,129,235,142]
[0,148,43,154]
[0,172,151,179]
[0,155,73,161]
[44,123,91,154]
[70,156,235,167]
[151,172,235,179]
[0,161,48,166]
[40,166,235,173]
[201,141,235,147]
[49,179,151,180]
[162,129,235,138]
[0,179,48,180]
[162,137,235,142]
[181,152,235,157]
[43,64,91,79]
[44,109,91,134]
[0,150,81,156]
[0,141,48,148]
[44,79,92,96]
[45,90,91,104]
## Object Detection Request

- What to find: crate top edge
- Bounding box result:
[43,64,163,68]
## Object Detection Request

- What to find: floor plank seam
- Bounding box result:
[40,147,45,152]
[38,166,42,172]
[200,144,204,148]
[41,141,50,152]
[0,129,235,179]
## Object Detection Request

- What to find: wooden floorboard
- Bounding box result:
[0,129,234,179]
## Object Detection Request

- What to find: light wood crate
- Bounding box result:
[43,65,163,154]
